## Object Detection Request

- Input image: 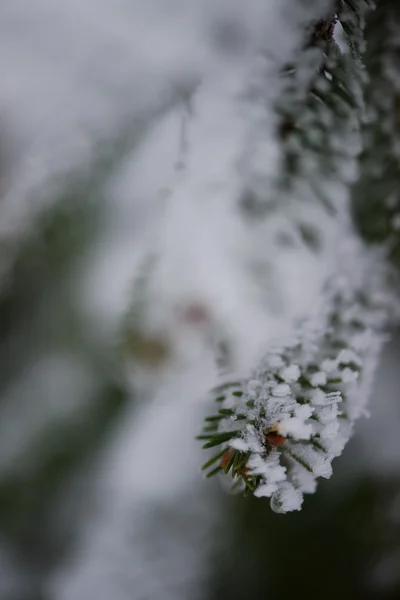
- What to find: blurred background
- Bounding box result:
[0,1,400,599]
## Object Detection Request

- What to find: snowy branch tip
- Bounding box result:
[198,250,393,513]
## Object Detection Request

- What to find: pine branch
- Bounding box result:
[198,0,397,513]
[199,243,393,512]
[276,0,369,208]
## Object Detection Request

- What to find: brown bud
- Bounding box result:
[265,431,287,447]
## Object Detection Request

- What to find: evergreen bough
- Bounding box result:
[198,0,400,512]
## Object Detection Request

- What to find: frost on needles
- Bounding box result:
[199,242,393,513]
[198,0,399,513]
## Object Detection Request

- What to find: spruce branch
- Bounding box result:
[276,0,369,206]
[199,243,394,513]
[198,0,396,513]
